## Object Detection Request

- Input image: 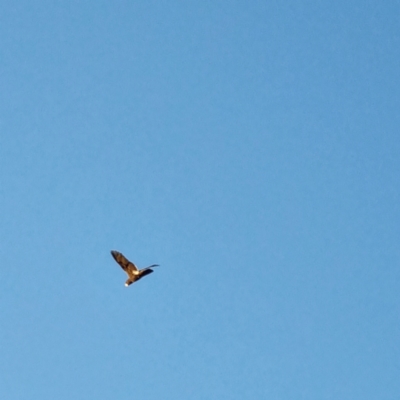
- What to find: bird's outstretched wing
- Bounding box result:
[139,269,154,279]
[111,250,138,277]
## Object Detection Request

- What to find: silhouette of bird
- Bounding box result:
[110,250,159,287]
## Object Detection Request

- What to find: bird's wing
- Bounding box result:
[138,268,154,279]
[111,250,138,276]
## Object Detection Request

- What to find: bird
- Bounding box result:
[110,250,159,287]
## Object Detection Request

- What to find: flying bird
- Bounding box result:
[110,250,159,287]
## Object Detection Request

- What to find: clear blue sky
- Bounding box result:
[1,1,399,399]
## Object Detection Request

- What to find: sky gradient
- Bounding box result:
[1,1,399,399]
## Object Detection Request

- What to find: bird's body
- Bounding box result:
[110,250,159,286]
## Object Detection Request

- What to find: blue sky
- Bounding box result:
[1,1,399,398]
